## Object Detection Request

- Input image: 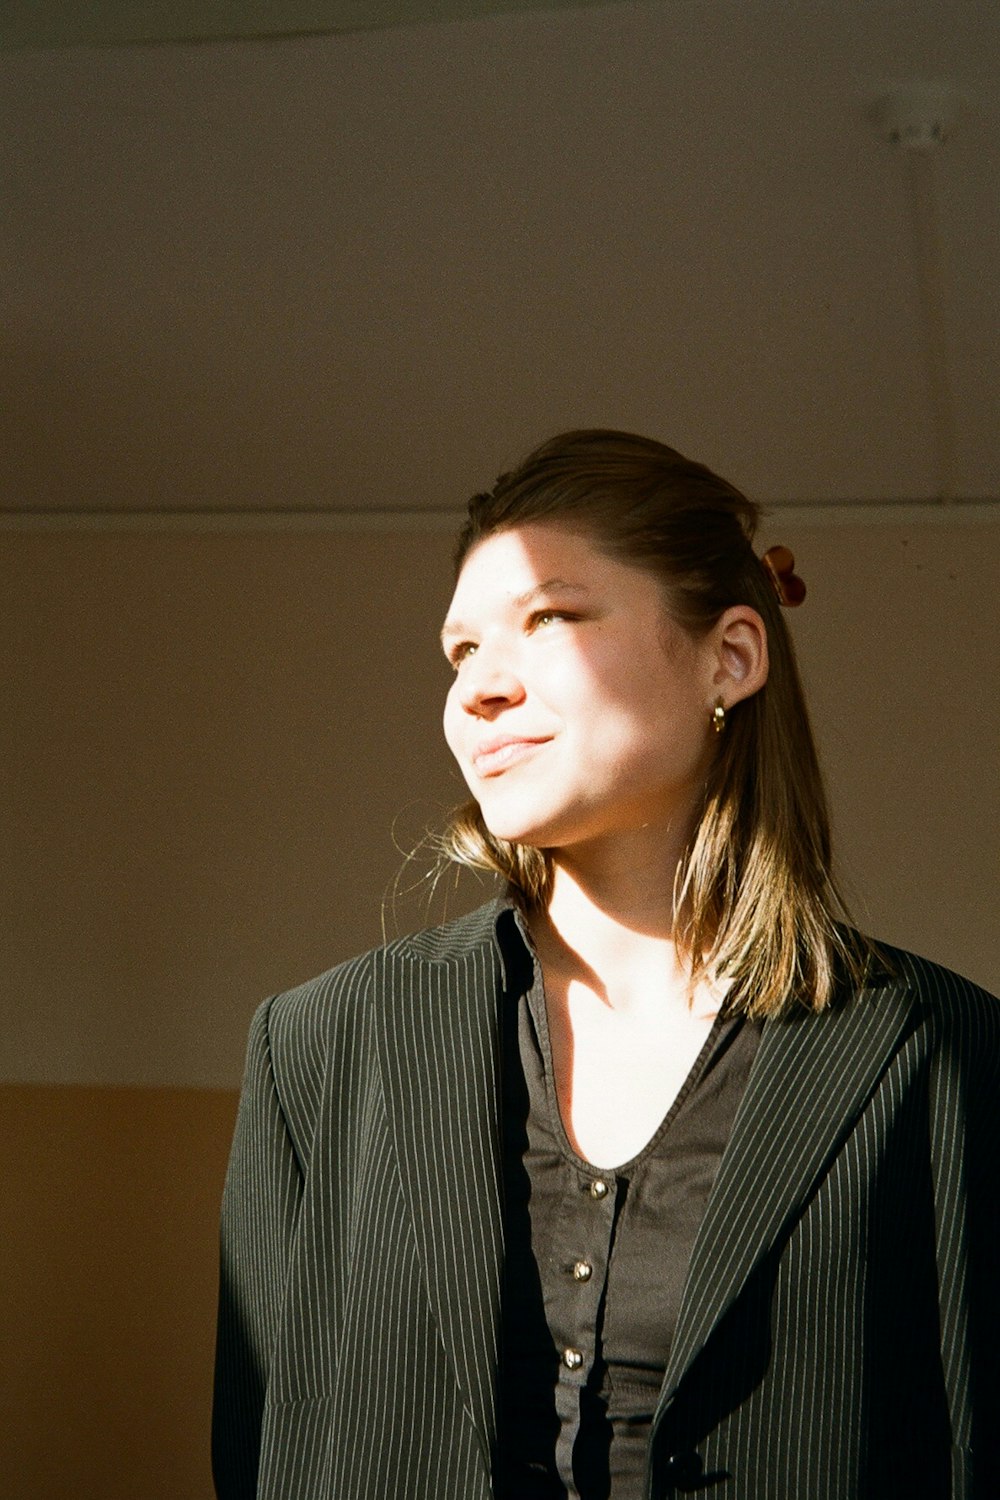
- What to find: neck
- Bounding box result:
[527,820,712,1014]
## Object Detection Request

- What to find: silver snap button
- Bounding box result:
[562,1347,584,1370]
[589,1178,609,1200]
[572,1260,593,1282]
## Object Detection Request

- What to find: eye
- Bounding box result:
[528,609,576,631]
[446,640,477,671]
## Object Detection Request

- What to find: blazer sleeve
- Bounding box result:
[926,980,1000,1498]
[212,997,305,1500]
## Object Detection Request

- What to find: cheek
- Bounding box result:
[609,661,707,758]
[442,686,464,757]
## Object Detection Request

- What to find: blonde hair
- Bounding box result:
[442,429,879,1017]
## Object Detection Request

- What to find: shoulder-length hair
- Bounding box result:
[441,429,877,1018]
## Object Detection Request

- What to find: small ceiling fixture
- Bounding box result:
[870,81,964,501]
[870,80,961,151]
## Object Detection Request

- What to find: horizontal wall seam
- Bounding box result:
[3,500,1000,532]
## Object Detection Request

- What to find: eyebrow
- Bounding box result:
[440,578,590,645]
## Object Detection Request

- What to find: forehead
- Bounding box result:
[450,522,654,602]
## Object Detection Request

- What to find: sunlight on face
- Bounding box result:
[442,524,718,854]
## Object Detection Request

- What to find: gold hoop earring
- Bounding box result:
[711,700,727,734]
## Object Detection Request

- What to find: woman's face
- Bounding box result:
[441,522,722,854]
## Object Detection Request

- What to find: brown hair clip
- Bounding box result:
[761,545,806,607]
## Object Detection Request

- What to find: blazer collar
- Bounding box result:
[658,967,920,1412]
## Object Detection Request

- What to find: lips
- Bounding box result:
[471,735,551,777]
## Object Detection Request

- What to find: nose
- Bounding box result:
[456,647,526,718]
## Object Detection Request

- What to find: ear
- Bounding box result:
[706,606,769,708]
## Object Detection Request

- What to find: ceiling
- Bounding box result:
[0,0,586,50]
[2,0,998,519]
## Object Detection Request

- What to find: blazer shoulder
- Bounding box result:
[871,940,1000,1068]
[261,895,505,1066]
[392,894,508,963]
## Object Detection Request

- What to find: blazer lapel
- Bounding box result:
[375,907,507,1462]
[659,972,919,1410]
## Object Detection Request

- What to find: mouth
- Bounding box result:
[472,736,551,777]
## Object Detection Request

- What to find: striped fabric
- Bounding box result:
[213,899,1000,1499]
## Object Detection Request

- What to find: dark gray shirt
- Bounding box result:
[496,909,761,1498]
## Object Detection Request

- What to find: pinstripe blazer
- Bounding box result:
[213,898,1000,1500]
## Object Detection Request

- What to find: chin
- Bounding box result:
[478,816,545,849]
[474,798,549,849]
[476,799,575,852]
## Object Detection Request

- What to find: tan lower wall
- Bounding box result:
[1,1084,237,1500]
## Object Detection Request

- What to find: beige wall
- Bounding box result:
[757,515,1000,988]
[5,522,997,1092]
[3,517,998,1498]
[3,529,468,1088]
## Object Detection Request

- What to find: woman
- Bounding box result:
[213,430,999,1500]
